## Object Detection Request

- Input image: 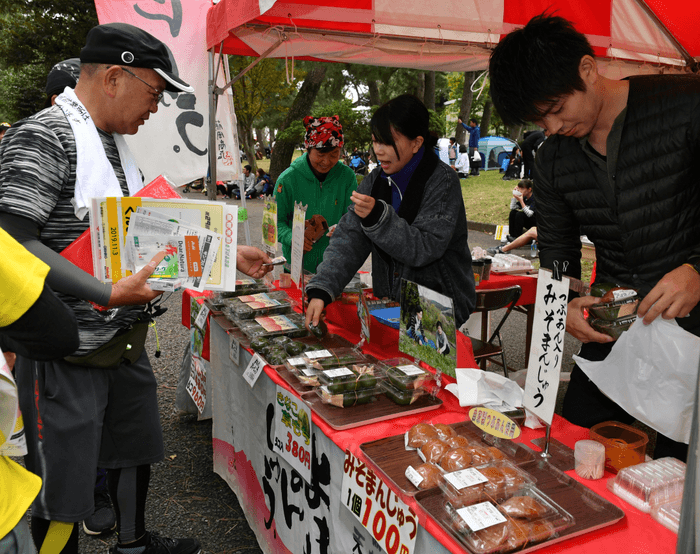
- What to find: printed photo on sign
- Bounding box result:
[399,279,457,378]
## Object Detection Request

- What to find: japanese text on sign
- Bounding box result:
[523,269,569,425]
[468,407,521,439]
[342,450,418,554]
[274,385,313,482]
[185,357,206,413]
[290,202,307,287]
[243,353,265,387]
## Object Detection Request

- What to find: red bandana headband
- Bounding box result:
[303,115,344,149]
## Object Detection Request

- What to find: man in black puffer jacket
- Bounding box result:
[489,14,700,461]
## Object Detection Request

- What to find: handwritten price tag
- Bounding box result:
[194,304,210,331]
[185,357,206,413]
[342,450,418,554]
[273,385,312,482]
[229,333,240,366]
[243,353,265,387]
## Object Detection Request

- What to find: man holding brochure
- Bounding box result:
[0,23,270,554]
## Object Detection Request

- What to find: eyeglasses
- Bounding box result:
[121,67,164,104]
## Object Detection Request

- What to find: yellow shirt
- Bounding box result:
[0,457,41,537]
[0,226,49,326]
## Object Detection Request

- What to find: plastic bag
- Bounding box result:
[445,367,523,412]
[574,316,700,443]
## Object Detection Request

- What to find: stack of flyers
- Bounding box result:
[88,196,239,291]
[123,210,221,292]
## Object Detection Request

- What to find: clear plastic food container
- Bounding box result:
[223,291,293,319]
[238,313,309,340]
[381,380,427,406]
[217,278,271,298]
[590,421,648,472]
[587,295,639,321]
[607,457,686,513]
[317,364,383,393]
[299,347,372,371]
[382,357,433,390]
[588,315,637,340]
[446,484,575,554]
[651,498,682,533]
[440,460,536,509]
[316,384,381,408]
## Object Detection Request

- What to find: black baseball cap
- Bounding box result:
[45,58,81,97]
[80,22,193,94]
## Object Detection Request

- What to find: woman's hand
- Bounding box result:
[351,191,376,218]
[306,298,326,328]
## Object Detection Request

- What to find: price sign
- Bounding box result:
[342,450,418,554]
[185,357,206,413]
[194,303,210,331]
[523,269,569,425]
[242,353,265,387]
[229,333,240,366]
[273,385,312,482]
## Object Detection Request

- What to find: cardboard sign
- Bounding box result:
[273,385,312,482]
[523,269,569,425]
[342,450,418,554]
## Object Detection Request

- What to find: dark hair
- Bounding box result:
[459,144,467,153]
[489,13,595,126]
[469,118,478,126]
[518,178,534,190]
[306,144,339,154]
[436,321,443,330]
[256,168,265,177]
[450,137,456,143]
[370,94,433,161]
[244,164,252,171]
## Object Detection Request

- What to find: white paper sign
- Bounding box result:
[342,450,418,554]
[229,333,240,366]
[273,385,312,482]
[243,353,266,387]
[186,357,206,413]
[456,501,506,532]
[290,202,307,287]
[443,468,488,490]
[523,269,569,425]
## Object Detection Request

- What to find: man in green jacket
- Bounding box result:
[274,115,357,273]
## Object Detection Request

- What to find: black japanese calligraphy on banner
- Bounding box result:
[264,403,331,554]
[523,269,569,425]
[134,0,183,37]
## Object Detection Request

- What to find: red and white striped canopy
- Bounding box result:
[206,0,700,76]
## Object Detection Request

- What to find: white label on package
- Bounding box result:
[323,367,353,378]
[301,368,317,377]
[444,468,489,490]
[286,357,305,366]
[405,466,424,488]
[305,349,332,359]
[397,364,424,376]
[612,289,636,301]
[457,501,507,532]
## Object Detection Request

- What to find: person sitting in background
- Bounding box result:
[454,144,470,178]
[435,321,450,355]
[488,226,538,256]
[231,165,255,199]
[274,115,357,273]
[407,309,426,345]
[502,146,523,180]
[507,179,536,240]
[349,150,367,175]
[246,168,272,199]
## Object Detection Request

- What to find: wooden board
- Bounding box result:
[359,420,538,496]
[416,457,625,553]
[300,389,443,431]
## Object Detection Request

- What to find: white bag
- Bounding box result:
[472,150,481,162]
[574,316,700,443]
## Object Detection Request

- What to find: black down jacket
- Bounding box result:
[534,74,700,334]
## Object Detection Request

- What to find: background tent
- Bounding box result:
[478,136,518,171]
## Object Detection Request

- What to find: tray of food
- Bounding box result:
[360,420,537,496]
[223,290,294,320]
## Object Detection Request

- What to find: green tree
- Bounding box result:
[0,0,98,121]
[229,56,300,174]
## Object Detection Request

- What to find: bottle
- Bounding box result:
[530,240,538,258]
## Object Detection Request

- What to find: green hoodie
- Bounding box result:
[274,153,357,273]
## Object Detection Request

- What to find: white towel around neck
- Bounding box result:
[54,87,143,220]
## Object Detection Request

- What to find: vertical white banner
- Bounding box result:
[94,0,240,186]
[523,269,569,425]
[290,202,307,287]
[273,385,312,483]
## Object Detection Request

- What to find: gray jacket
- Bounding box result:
[306,149,475,327]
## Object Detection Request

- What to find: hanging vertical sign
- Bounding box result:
[273,384,312,482]
[290,202,307,287]
[523,269,569,425]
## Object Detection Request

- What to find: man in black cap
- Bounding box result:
[0,22,201,554]
[45,58,81,107]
